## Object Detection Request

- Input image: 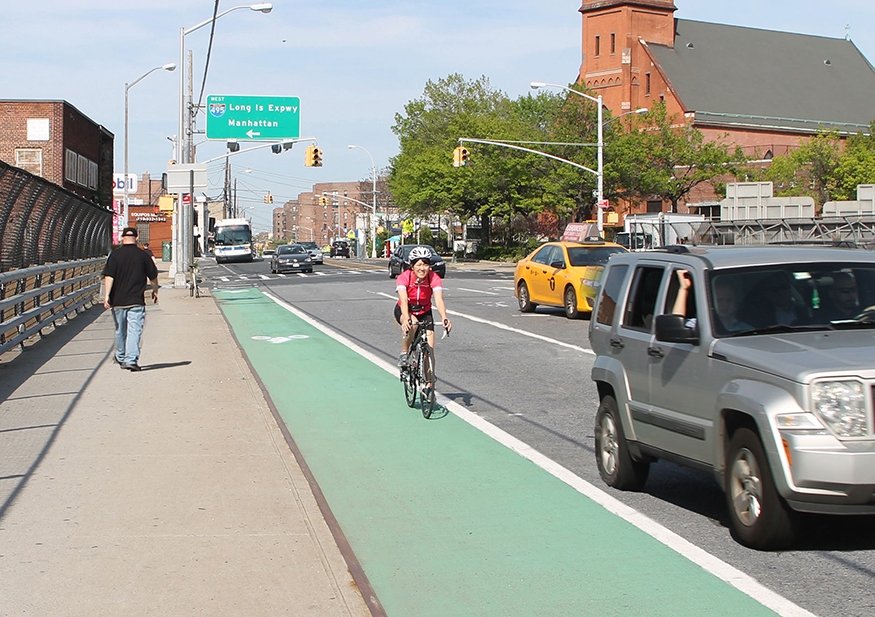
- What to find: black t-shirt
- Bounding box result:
[103,245,159,306]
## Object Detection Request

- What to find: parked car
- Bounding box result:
[388,244,446,279]
[270,244,313,274]
[514,240,626,318]
[589,245,875,550]
[299,241,323,264]
[262,248,276,258]
[330,240,350,258]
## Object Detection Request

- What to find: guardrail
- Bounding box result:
[0,258,103,356]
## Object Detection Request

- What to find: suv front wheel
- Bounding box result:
[595,395,649,491]
[725,427,799,550]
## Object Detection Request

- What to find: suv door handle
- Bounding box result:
[610,338,624,350]
[647,346,664,358]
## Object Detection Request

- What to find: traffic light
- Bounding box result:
[452,146,462,167]
[271,144,282,154]
[227,141,240,152]
[264,193,274,204]
[319,195,329,206]
[304,145,323,167]
[459,147,469,166]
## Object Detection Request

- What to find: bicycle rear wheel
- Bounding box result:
[419,345,435,419]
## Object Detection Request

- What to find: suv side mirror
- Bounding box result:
[654,314,699,345]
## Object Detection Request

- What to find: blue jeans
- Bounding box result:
[112,305,146,365]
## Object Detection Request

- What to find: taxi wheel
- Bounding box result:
[564,286,580,319]
[725,427,799,550]
[517,281,536,313]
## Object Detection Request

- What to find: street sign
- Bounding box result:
[165,164,208,193]
[206,95,301,141]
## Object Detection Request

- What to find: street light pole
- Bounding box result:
[124,62,175,234]
[347,144,377,259]
[172,2,272,284]
[530,82,648,234]
[530,82,604,232]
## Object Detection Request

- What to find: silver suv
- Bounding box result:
[589,245,875,549]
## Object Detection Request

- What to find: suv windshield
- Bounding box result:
[709,263,875,336]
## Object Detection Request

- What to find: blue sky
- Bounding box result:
[4,1,873,231]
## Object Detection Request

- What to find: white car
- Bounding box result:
[299,242,323,264]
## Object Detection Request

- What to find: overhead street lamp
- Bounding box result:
[172,2,272,285]
[530,81,608,233]
[347,144,378,259]
[124,62,176,232]
[530,82,649,233]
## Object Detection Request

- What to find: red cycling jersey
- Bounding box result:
[396,269,443,315]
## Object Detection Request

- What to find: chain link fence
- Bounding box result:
[0,160,111,273]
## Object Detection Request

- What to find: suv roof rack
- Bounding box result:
[664,245,691,254]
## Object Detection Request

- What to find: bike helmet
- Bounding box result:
[408,246,432,263]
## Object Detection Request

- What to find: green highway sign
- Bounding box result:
[206,95,300,141]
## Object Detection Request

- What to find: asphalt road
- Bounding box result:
[204,255,875,617]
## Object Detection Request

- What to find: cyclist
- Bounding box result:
[395,246,452,372]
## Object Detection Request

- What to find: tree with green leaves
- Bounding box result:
[389,74,564,245]
[764,129,843,207]
[610,102,744,212]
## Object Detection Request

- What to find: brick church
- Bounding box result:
[576,0,875,213]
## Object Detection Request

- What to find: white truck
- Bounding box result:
[615,213,706,250]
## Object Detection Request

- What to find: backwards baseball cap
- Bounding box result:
[122,227,138,237]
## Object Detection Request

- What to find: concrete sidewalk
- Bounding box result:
[0,266,370,616]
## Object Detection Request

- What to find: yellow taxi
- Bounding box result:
[514,224,627,319]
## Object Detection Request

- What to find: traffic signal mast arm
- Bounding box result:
[200,136,318,164]
[455,138,599,176]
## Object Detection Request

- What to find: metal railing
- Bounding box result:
[0,160,112,272]
[0,258,103,356]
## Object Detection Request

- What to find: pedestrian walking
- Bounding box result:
[103,227,159,371]
[141,242,157,265]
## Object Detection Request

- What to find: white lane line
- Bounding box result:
[457,287,499,296]
[375,291,592,354]
[261,290,813,617]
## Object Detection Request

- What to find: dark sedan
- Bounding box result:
[330,240,350,258]
[388,244,446,279]
[271,244,313,274]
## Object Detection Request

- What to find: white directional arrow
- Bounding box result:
[246,130,261,138]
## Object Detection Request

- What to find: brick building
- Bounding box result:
[577,0,875,212]
[274,181,371,247]
[124,172,172,256]
[0,100,114,209]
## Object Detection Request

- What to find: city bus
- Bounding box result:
[212,218,253,263]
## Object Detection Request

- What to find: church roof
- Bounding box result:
[646,19,875,135]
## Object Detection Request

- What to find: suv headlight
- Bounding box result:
[811,380,869,438]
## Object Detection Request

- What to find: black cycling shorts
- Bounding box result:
[394,304,435,330]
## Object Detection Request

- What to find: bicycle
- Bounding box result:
[400,320,448,419]
[188,263,201,298]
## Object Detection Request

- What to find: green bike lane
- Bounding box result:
[214,288,798,617]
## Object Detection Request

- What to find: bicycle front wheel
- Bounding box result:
[419,345,435,419]
[402,361,417,408]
